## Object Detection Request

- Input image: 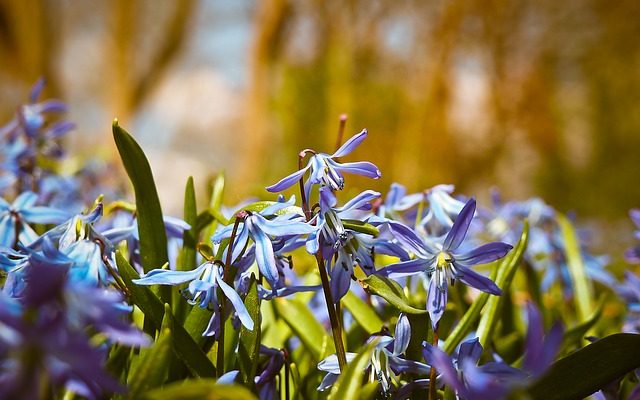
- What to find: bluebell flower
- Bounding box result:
[615,271,640,333]
[134,260,254,337]
[318,313,430,393]
[378,199,511,328]
[266,129,381,197]
[0,78,75,192]
[307,187,380,301]
[0,247,147,399]
[372,183,423,225]
[422,338,525,400]
[255,346,286,398]
[212,197,317,291]
[521,301,564,377]
[0,191,70,247]
[419,184,466,236]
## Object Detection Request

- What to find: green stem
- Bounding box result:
[297,152,347,370]
[217,214,243,377]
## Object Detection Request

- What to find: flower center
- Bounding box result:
[436,251,453,269]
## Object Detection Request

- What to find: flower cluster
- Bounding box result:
[0,81,638,400]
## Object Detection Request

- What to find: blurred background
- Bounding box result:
[0,0,639,232]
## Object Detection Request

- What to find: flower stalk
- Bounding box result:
[297,152,347,370]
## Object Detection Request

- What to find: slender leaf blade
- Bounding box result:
[274,298,331,359]
[557,213,593,322]
[342,291,384,334]
[477,221,529,348]
[239,275,261,385]
[112,120,168,274]
[527,333,640,400]
[360,275,427,314]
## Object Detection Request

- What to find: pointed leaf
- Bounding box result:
[274,298,331,359]
[360,275,427,314]
[117,252,216,377]
[342,219,380,237]
[342,291,384,334]
[527,333,640,400]
[557,213,593,322]
[239,275,261,385]
[142,379,257,400]
[328,340,377,399]
[112,121,169,275]
[477,221,529,349]
[128,311,173,395]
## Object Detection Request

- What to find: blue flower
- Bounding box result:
[617,271,640,333]
[521,301,564,377]
[307,187,380,301]
[134,260,254,337]
[0,191,70,248]
[421,338,525,400]
[266,129,381,197]
[318,313,430,393]
[212,198,317,291]
[378,198,511,328]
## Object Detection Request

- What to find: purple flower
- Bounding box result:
[378,198,511,328]
[0,247,147,399]
[266,129,381,197]
[422,338,525,400]
[522,302,564,377]
[134,260,254,337]
[0,191,70,248]
[318,313,430,393]
[212,198,317,291]
[308,187,380,301]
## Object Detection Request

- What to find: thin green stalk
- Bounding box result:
[297,152,347,370]
[217,214,243,377]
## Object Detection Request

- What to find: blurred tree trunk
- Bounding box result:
[239,0,290,195]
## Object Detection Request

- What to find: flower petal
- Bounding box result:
[218,276,254,331]
[427,275,447,329]
[266,166,309,193]
[329,261,351,302]
[133,262,209,286]
[393,313,411,355]
[443,198,476,251]
[331,128,368,158]
[20,206,70,224]
[250,226,280,288]
[251,214,316,237]
[458,337,483,365]
[331,160,382,179]
[455,263,501,295]
[378,258,429,279]
[456,242,512,266]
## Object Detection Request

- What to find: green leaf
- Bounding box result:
[342,219,379,237]
[128,308,173,396]
[142,379,257,400]
[557,213,593,322]
[328,340,377,400]
[230,201,304,221]
[526,333,640,400]
[112,121,168,274]
[274,298,331,359]
[360,275,427,314]
[116,252,216,377]
[238,275,261,385]
[477,221,529,349]
[117,251,165,331]
[560,298,604,355]
[173,176,198,322]
[342,291,384,334]
[443,262,500,354]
